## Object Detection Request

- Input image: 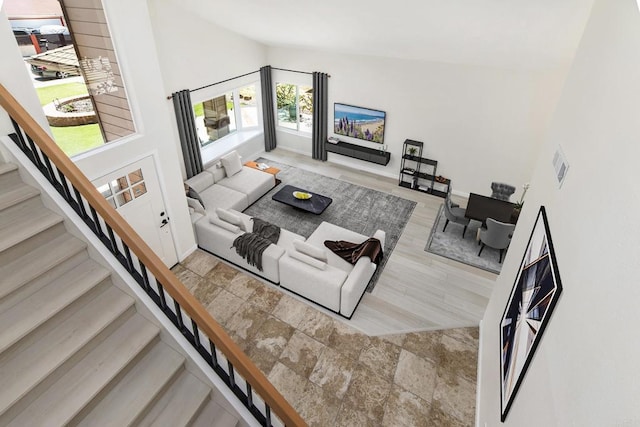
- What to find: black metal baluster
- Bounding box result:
[139,261,151,293]
[228,361,236,388]
[57,168,73,202]
[106,225,118,255]
[174,300,184,330]
[72,187,88,219]
[210,340,219,368]
[191,320,201,347]
[123,244,134,272]
[157,282,167,309]
[40,152,56,185]
[265,405,272,427]
[90,207,102,236]
[10,120,27,152]
[246,383,253,409]
[25,136,44,170]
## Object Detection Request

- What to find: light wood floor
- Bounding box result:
[258,148,497,336]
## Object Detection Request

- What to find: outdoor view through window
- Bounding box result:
[8,0,134,157]
[193,85,258,146]
[276,83,313,133]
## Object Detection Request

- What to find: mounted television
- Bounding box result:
[334,103,386,144]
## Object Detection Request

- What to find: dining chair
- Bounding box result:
[478,218,515,263]
[490,182,516,201]
[443,192,470,238]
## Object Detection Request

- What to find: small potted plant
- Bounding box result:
[407,147,417,158]
[511,183,530,222]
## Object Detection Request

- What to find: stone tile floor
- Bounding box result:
[173,250,478,426]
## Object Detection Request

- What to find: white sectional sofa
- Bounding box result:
[196,209,305,283]
[184,151,275,225]
[279,222,385,319]
[184,151,385,318]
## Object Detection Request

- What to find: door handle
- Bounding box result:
[160,218,170,228]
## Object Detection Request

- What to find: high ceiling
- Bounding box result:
[169,0,595,69]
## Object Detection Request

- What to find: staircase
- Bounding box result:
[0,162,240,426]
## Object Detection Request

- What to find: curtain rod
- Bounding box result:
[166,66,330,100]
[271,67,331,78]
[166,69,259,100]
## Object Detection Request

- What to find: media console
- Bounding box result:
[325,140,390,165]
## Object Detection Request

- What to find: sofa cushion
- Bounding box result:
[217,167,275,205]
[184,171,214,193]
[216,208,246,231]
[187,196,206,215]
[221,151,243,177]
[288,249,327,270]
[205,164,226,183]
[209,215,241,233]
[293,240,328,261]
[200,185,248,212]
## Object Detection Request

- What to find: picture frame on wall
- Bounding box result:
[500,206,563,421]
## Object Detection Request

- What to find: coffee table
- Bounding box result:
[272,185,332,215]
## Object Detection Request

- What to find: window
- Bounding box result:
[193,84,258,147]
[96,168,147,210]
[276,83,312,133]
[11,0,136,158]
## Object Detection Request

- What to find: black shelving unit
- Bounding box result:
[398,139,451,198]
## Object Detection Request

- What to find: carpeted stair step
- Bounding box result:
[137,370,211,427]
[0,163,21,189]
[73,342,185,426]
[4,314,160,426]
[0,196,62,253]
[0,284,134,418]
[0,182,40,212]
[0,232,87,302]
[191,400,239,427]
[0,259,110,355]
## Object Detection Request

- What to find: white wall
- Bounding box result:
[477,1,640,425]
[267,47,567,196]
[147,0,267,96]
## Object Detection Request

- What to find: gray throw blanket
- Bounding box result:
[231,218,281,271]
[251,217,280,244]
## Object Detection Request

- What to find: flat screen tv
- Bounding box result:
[334,103,386,144]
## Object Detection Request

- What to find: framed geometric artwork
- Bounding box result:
[500,206,563,421]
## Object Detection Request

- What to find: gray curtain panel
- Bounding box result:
[312,72,328,161]
[172,89,203,178]
[260,66,277,152]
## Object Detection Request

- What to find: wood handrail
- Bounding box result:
[0,84,306,427]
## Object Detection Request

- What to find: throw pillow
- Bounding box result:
[186,197,206,215]
[220,151,243,177]
[293,240,328,261]
[209,216,240,234]
[216,208,246,231]
[184,184,205,210]
[288,249,327,270]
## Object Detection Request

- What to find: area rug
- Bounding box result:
[425,205,503,274]
[244,159,416,292]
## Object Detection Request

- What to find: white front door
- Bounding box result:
[92,156,178,267]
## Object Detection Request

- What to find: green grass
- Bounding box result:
[36,83,105,157]
[194,102,204,117]
[51,124,104,157]
[35,83,89,106]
